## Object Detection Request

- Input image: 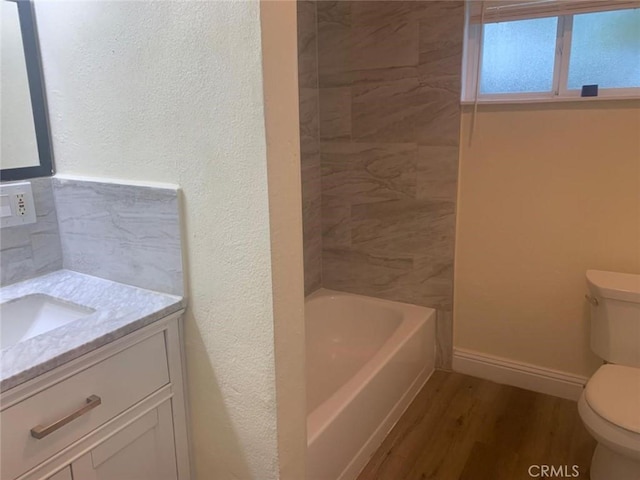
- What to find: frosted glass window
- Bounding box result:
[480,17,558,94]
[568,9,640,90]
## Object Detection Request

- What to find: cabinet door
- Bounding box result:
[71,401,178,480]
[47,466,72,480]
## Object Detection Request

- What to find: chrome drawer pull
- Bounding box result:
[30,395,102,439]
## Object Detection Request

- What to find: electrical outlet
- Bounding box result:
[17,194,26,216]
[0,182,36,227]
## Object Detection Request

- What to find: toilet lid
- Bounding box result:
[585,365,640,434]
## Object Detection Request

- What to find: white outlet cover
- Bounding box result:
[0,182,36,227]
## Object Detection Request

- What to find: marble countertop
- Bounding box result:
[0,270,185,391]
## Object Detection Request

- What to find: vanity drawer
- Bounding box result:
[1,332,169,480]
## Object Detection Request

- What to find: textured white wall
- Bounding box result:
[35,1,304,478]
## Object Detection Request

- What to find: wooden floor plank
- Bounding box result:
[357,371,596,480]
[404,379,503,480]
[457,441,520,480]
[359,372,472,480]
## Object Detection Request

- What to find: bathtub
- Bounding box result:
[306,289,436,480]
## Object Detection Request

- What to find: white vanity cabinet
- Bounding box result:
[69,399,178,480]
[0,312,191,480]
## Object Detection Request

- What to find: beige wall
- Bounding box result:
[35,1,305,478]
[455,101,640,377]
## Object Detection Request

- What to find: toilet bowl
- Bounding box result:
[581,270,640,480]
[578,365,640,480]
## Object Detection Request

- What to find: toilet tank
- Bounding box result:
[587,270,640,367]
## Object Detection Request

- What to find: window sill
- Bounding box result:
[460,95,640,106]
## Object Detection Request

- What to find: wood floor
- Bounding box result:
[357,371,596,480]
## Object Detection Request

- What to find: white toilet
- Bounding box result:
[579,270,640,480]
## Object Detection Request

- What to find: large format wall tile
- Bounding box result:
[351,77,459,145]
[350,199,455,256]
[436,309,453,369]
[322,248,453,312]
[376,254,454,310]
[298,0,319,90]
[0,178,63,286]
[302,159,322,293]
[418,39,464,92]
[322,202,351,249]
[317,1,352,75]
[298,0,322,294]
[321,142,417,204]
[417,146,460,201]
[417,2,465,91]
[315,0,465,368]
[53,178,184,296]
[349,1,419,71]
[299,87,320,157]
[322,248,413,294]
[319,87,352,140]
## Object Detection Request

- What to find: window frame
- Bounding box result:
[462,8,640,104]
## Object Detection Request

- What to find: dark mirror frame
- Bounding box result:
[1,0,54,181]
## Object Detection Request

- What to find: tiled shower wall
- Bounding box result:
[298,1,464,366]
[297,0,322,295]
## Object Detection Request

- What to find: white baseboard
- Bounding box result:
[452,348,589,401]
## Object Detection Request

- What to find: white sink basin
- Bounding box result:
[0,294,95,350]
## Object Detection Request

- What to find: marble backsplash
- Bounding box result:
[0,178,63,286]
[0,177,183,296]
[53,177,184,296]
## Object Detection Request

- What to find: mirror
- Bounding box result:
[1,0,53,181]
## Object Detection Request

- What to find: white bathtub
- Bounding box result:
[305,289,436,480]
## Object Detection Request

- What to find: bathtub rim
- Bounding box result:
[305,289,436,446]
